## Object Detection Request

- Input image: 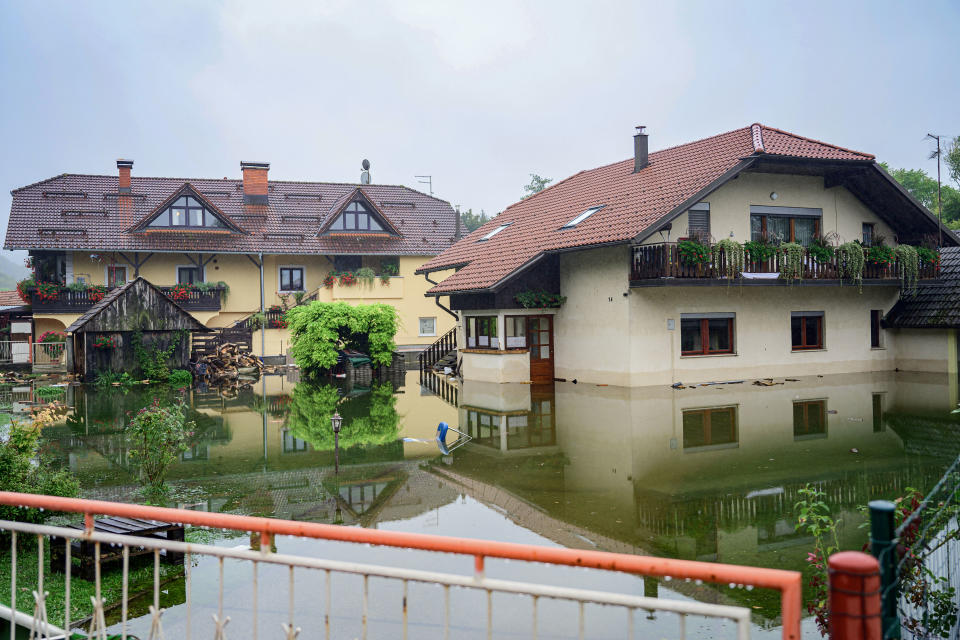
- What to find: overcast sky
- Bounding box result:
[1,0,958,249]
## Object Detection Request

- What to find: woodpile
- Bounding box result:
[195,343,264,383]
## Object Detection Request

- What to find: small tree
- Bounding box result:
[126,396,194,497]
[286,301,399,375]
[522,173,553,199]
[0,418,79,525]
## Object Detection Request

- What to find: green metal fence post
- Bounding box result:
[869,499,900,639]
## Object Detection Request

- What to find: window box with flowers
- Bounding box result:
[92,335,117,350]
[268,317,288,329]
[168,283,193,303]
[338,272,357,287]
[16,277,35,304]
[677,239,712,273]
[35,282,62,302]
[87,285,109,303]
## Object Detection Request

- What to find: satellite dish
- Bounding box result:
[360,159,372,184]
[362,159,370,170]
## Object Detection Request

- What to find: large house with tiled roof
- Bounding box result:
[5,160,459,354]
[417,124,959,386]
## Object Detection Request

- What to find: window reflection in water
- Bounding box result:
[682,406,738,450]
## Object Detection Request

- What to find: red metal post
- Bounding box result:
[828,551,882,640]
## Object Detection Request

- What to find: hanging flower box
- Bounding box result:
[87,285,109,303]
[338,272,357,287]
[92,335,117,349]
[168,283,193,302]
[36,282,62,302]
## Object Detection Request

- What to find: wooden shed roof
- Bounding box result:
[66,277,208,333]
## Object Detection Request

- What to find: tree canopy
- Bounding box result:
[460,208,489,232]
[522,173,553,199]
[286,301,398,374]
[286,381,399,450]
[880,161,960,229]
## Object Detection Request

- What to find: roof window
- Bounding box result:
[562,206,604,229]
[478,223,510,241]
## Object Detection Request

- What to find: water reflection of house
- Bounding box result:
[458,381,558,455]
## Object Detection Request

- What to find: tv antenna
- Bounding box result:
[415,175,433,195]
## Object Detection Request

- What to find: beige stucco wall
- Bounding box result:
[890,328,958,374]
[641,172,897,246]
[65,252,454,350]
[461,350,531,384]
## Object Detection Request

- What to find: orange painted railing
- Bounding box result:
[0,491,803,638]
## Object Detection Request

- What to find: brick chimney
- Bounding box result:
[117,159,133,193]
[241,161,270,205]
[633,126,648,172]
[117,159,134,226]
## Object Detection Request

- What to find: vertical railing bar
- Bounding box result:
[252,561,258,640]
[94,541,102,612]
[218,556,224,625]
[9,530,15,640]
[628,607,634,640]
[288,565,295,639]
[443,584,450,640]
[121,545,129,640]
[185,550,192,640]
[487,589,492,640]
[577,600,584,640]
[64,537,71,633]
[325,569,331,640]
[678,611,687,640]
[362,573,368,640]
[531,595,538,640]
[402,579,408,640]
[37,534,47,639]
[153,548,160,613]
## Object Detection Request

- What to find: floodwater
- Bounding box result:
[33,368,960,638]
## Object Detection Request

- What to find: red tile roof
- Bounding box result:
[417,124,875,294]
[0,291,23,306]
[6,175,456,256]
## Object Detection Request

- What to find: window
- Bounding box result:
[870,310,883,348]
[466,316,499,349]
[333,255,362,272]
[479,223,510,241]
[419,317,436,337]
[793,400,827,439]
[178,266,202,284]
[749,206,822,246]
[682,407,738,450]
[687,203,710,242]
[328,201,385,232]
[279,267,305,292]
[148,195,224,229]
[680,314,734,356]
[107,266,127,287]
[562,206,604,229]
[505,316,528,348]
[791,312,823,350]
[862,223,875,246]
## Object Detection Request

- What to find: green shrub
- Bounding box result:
[744,239,777,263]
[168,369,193,389]
[677,239,711,266]
[34,385,65,398]
[126,397,195,494]
[95,371,135,388]
[0,420,79,525]
[132,329,188,381]
[286,301,398,373]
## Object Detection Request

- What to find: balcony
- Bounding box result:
[630,243,939,286]
[28,284,225,313]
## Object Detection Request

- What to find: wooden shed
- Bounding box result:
[66,277,208,381]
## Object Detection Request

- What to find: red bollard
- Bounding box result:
[828,551,882,640]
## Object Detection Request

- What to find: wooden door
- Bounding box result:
[526,315,554,383]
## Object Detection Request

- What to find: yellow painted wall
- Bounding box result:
[640,172,897,246]
[65,252,455,352]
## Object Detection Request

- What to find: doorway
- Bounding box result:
[526,315,554,383]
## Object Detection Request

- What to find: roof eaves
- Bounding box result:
[870,164,960,247]
[760,124,875,160]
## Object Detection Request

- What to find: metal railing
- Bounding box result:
[32,342,67,371]
[0,341,30,365]
[418,327,457,373]
[0,492,805,639]
[26,285,225,312]
[870,453,960,639]
[630,243,939,283]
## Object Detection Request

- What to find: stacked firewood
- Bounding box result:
[196,343,264,382]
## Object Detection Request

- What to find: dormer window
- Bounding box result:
[329,201,384,232]
[149,196,225,228]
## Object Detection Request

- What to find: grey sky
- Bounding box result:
[2,0,958,251]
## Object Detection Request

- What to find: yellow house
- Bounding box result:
[5,160,458,357]
[417,124,959,386]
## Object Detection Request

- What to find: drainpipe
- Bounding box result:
[422,271,458,321]
[259,252,265,358]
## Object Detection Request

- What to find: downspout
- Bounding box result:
[259,252,265,358]
[423,271,458,321]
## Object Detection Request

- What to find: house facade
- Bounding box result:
[5,160,458,355]
[417,124,959,387]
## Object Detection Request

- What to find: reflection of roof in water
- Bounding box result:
[885,412,960,459]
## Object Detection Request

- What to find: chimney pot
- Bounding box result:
[117,159,133,193]
[240,161,270,205]
[633,126,649,172]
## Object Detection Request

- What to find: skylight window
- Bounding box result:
[479,223,510,241]
[562,206,604,229]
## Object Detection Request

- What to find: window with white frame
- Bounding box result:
[419,317,437,337]
[466,316,499,349]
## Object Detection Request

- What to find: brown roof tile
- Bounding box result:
[418,124,876,294]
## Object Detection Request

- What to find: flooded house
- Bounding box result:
[4,160,459,357]
[417,124,960,386]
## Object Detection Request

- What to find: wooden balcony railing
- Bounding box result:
[630,243,939,284]
[28,285,225,312]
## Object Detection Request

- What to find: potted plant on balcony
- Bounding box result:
[36,282,62,302]
[87,284,109,303]
[16,277,35,304]
[837,241,865,291]
[807,234,836,265]
[323,272,337,289]
[677,239,711,274]
[917,246,940,271]
[379,263,399,285]
[744,237,778,271]
[779,242,806,284]
[895,244,920,292]
[338,271,357,287]
[168,283,193,303]
[711,239,744,281]
[515,290,567,309]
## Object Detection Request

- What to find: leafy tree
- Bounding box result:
[0,419,79,525]
[460,208,489,232]
[522,173,553,199]
[880,162,960,224]
[286,301,399,373]
[287,381,399,450]
[946,135,960,188]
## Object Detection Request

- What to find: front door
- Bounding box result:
[526,315,554,383]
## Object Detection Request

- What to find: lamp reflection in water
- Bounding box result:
[331,411,342,473]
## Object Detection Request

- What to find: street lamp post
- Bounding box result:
[331,411,342,473]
